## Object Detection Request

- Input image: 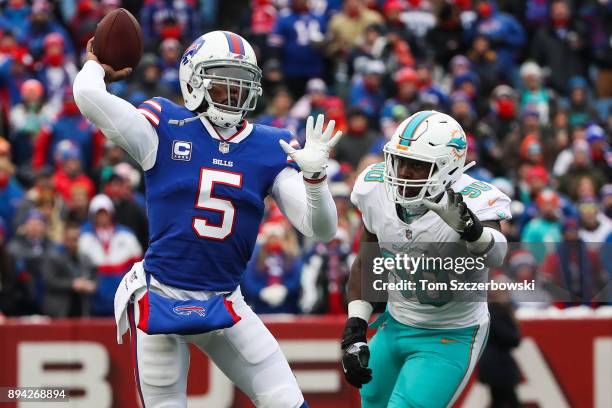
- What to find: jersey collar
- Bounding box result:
[200,116,253,144]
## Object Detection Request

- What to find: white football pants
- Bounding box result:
[127,277,304,408]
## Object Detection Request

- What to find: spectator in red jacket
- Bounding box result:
[32,87,104,171]
[51,140,95,205]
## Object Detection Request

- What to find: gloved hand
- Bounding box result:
[259,284,288,307]
[279,114,343,181]
[341,317,372,388]
[423,187,483,242]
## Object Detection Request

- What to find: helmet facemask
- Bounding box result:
[383,148,464,222]
[192,59,262,128]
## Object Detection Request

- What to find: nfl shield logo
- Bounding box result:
[405,230,412,240]
[219,142,230,154]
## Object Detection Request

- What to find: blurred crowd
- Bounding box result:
[0,0,610,319]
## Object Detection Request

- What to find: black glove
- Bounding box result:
[341,317,372,388]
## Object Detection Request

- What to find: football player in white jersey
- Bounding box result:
[340,111,511,407]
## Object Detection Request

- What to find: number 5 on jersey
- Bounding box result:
[193,168,243,240]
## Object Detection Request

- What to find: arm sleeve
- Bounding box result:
[271,167,338,242]
[72,60,159,171]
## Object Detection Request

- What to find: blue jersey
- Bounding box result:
[270,11,326,77]
[139,97,297,291]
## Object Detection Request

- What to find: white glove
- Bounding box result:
[423,187,483,242]
[279,114,343,180]
[259,284,288,307]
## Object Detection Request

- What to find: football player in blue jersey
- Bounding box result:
[74,31,342,408]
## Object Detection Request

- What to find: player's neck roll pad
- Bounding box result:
[136,289,241,335]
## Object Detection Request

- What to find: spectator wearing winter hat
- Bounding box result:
[348,60,387,123]
[519,134,544,167]
[484,84,519,142]
[520,105,544,139]
[35,33,78,115]
[380,67,420,139]
[32,87,104,171]
[452,71,479,106]
[291,79,347,137]
[9,79,54,175]
[78,194,142,316]
[518,165,549,205]
[334,107,381,170]
[49,141,95,205]
[558,139,606,201]
[0,36,35,109]
[530,0,589,95]
[585,124,611,177]
[0,156,24,239]
[519,61,555,126]
[18,0,74,61]
[7,209,53,315]
[158,38,182,96]
[127,53,174,103]
[566,76,598,128]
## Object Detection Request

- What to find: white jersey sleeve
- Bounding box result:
[271,167,338,242]
[73,60,159,171]
[350,162,388,234]
[453,174,512,222]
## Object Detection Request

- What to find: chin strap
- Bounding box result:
[168,110,208,126]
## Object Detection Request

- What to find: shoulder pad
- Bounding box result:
[454,175,512,221]
[351,162,385,209]
[137,97,165,127]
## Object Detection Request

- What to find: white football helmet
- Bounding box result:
[179,31,262,128]
[383,110,473,219]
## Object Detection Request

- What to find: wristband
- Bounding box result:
[348,300,373,322]
[303,174,327,184]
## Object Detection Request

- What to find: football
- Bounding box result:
[92,8,143,71]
